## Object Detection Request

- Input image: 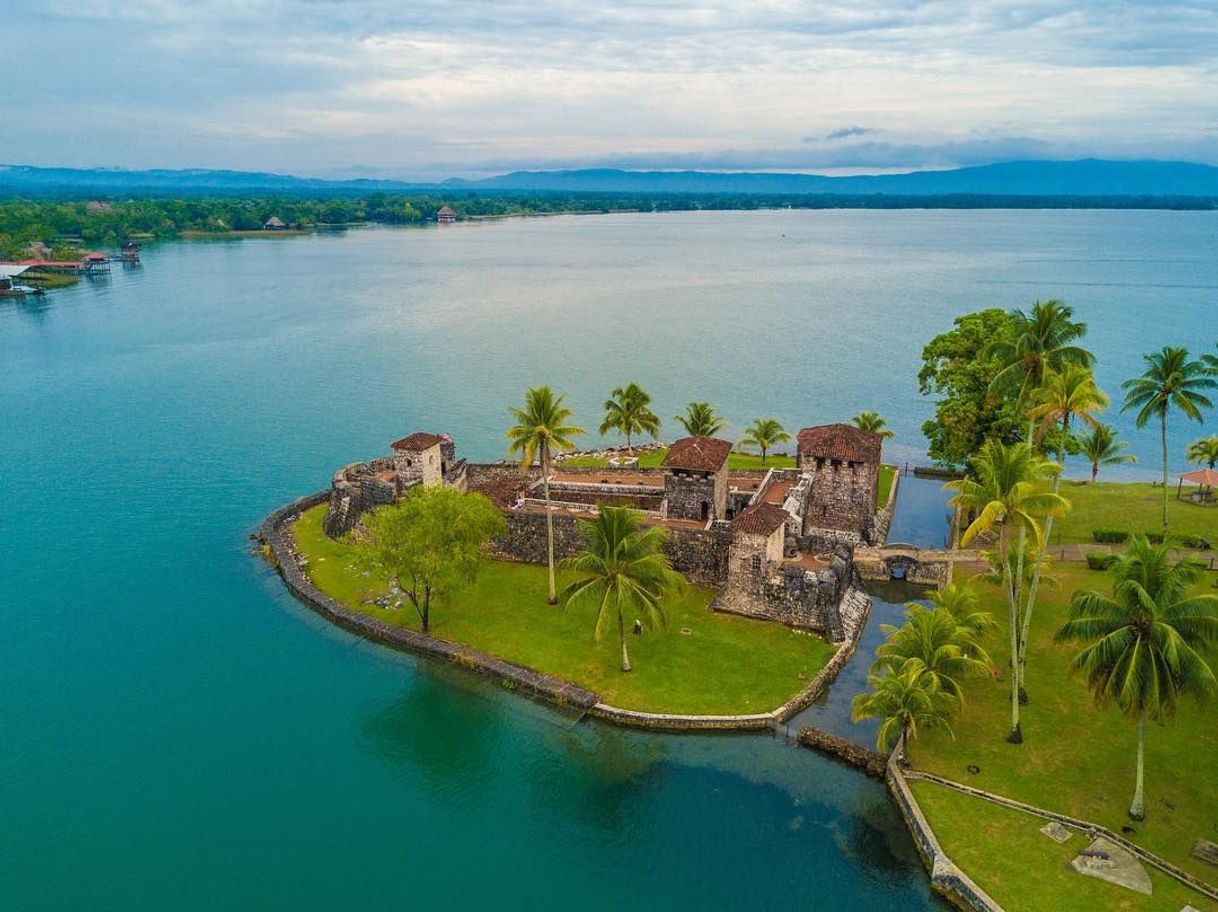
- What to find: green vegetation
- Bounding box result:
[354,486,505,631]
[598,382,660,453]
[1055,538,1218,821]
[738,417,791,464]
[561,506,686,673]
[673,401,726,438]
[1121,347,1217,531]
[1073,423,1137,482]
[876,463,897,509]
[918,308,1024,467]
[909,780,1218,912]
[948,439,1069,742]
[852,410,895,438]
[1048,483,1216,546]
[1187,434,1218,469]
[291,504,834,714]
[910,564,1218,884]
[506,385,586,604]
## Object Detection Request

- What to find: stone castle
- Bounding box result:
[322,423,892,642]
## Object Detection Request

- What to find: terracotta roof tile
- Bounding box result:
[662,436,732,472]
[796,424,882,464]
[731,502,790,535]
[470,474,534,509]
[391,432,444,451]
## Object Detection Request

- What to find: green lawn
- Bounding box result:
[909,564,1218,886]
[910,780,1218,912]
[290,504,834,714]
[1050,481,1217,547]
[877,464,897,510]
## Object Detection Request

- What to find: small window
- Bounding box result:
[700,502,709,521]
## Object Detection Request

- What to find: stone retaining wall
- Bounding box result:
[870,467,900,544]
[886,742,1005,911]
[797,728,886,777]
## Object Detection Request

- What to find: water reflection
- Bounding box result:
[887,473,953,549]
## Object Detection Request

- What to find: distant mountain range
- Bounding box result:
[3,159,1217,198]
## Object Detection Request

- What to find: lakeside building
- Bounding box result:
[321,423,891,640]
[436,205,457,223]
[263,216,288,230]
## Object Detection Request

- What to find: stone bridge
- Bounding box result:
[854,543,985,587]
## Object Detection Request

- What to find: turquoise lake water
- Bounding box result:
[2,209,1215,909]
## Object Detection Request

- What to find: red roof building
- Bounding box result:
[662,436,733,473]
[796,424,882,465]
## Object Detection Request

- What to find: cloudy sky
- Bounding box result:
[8,1,1218,179]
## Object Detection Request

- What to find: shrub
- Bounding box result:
[1144,531,1165,545]
[1092,530,1131,544]
[1086,552,1119,571]
[1181,535,1212,550]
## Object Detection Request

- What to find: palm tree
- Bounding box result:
[853,411,895,438]
[1074,424,1136,483]
[599,382,660,453]
[739,418,791,463]
[874,606,992,702]
[947,439,1068,742]
[561,506,686,672]
[986,299,1093,412]
[1021,365,1108,700]
[1055,537,1218,820]
[851,666,958,754]
[674,402,726,437]
[927,582,997,640]
[507,386,586,604]
[1187,434,1218,470]
[1121,347,1216,532]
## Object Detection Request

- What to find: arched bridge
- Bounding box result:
[854,543,985,586]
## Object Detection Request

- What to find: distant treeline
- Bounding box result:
[1,191,1214,259]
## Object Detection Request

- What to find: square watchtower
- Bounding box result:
[662,436,732,522]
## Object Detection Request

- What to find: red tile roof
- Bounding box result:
[662,436,732,472]
[391,432,444,451]
[731,502,789,535]
[796,424,882,464]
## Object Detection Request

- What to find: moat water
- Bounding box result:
[2,209,1215,909]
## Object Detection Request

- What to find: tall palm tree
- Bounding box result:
[1021,365,1108,700]
[851,666,958,754]
[874,606,992,702]
[561,506,685,672]
[674,402,726,437]
[927,582,997,640]
[986,299,1093,413]
[1074,424,1136,483]
[1055,537,1218,820]
[947,439,1068,742]
[1186,434,1218,470]
[852,411,895,438]
[507,386,586,604]
[599,382,660,453]
[1121,347,1216,532]
[739,418,791,463]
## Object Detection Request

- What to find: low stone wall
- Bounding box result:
[869,467,900,545]
[798,728,886,778]
[586,704,775,731]
[774,585,872,720]
[261,492,600,715]
[886,742,1005,911]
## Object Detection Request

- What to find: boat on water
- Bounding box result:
[0,266,46,296]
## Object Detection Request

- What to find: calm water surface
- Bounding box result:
[3,209,1215,909]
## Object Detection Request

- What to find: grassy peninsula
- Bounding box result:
[290,504,834,715]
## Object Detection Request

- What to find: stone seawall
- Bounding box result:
[798,729,886,777]
[886,741,1005,911]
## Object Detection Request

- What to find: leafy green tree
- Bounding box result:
[507,386,586,604]
[918,308,1023,467]
[852,411,894,438]
[356,487,505,632]
[1056,537,1218,820]
[1073,423,1136,482]
[874,605,992,702]
[947,439,1068,742]
[739,418,791,463]
[561,506,685,672]
[927,582,997,640]
[851,665,958,754]
[674,401,726,437]
[1186,434,1218,470]
[599,382,660,453]
[1121,347,1216,532]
